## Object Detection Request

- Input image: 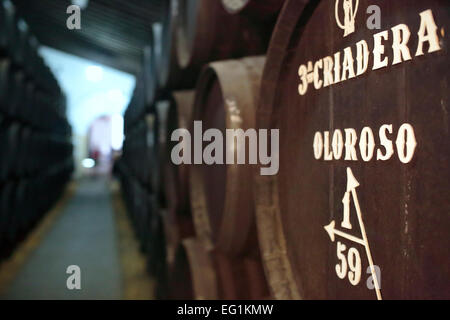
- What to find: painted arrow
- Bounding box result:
[324,220,365,245]
[324,167,382,300]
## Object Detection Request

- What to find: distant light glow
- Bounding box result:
[107,89,126,105]
[71,0,89,9]
[111,114,124,150]
[82,158,95,168]
[85,66,103,82]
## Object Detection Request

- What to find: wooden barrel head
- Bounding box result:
[256,0,449,299]
[190,57,265,256]
[163,91,196,266]
[165,90,195,215]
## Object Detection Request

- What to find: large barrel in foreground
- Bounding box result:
[255,0,449,299]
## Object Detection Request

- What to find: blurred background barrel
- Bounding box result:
[221,0,285,17]
[254,0,449,299]
[154,0,190,90]
[176,0,269,85]
[190,56,270,299]
[163,90,195,268]
[182,238,219,300]
[0,0,73,261]
[167,242,194,299]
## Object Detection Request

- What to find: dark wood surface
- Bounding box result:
[176,0,268,81]
[255,0,449,299]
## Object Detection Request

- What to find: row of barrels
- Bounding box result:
[117,73,271,299]
[0,0,73,261]
[124,0,281,129]
[118,0,449,299]
[116,0,284,299]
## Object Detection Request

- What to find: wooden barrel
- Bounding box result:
[182,238,219,300]
[135,177,151,252]
[1,122,21,180]
[9,69,26,118]
[0,181,15,258]
[189,56,271,300]
[144,112,159,193]
[24,35,39,79]
[0,115,4,180]
[163,90,196,265]
[213,251,270,300]
[0,0,16,56]
[0,59,10,112]
[176,0,267,80]
[190,56,265,256]
[11,17,29,66]
[146,204,169,299]
[180,239,271,299]
[32,55,58,96]
[21,80,35,122]
[124,76,146,131]
[10,179,28,239]
[155,100,171,208]
[15,126,31,177]
[165,90,195,215]
[168,242,194,299]
[255,0,449,299]
[154,0,192,90]
[143,42,158,107]
[221,0,285,21]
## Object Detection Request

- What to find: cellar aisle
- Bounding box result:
[1,177,123,300]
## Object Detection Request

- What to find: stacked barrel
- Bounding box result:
[117,0,450,300]
[0,0,73,261]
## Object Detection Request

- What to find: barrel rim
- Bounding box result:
[190,58,260,256]
[254,0,314,300]
[182,237,219,299]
